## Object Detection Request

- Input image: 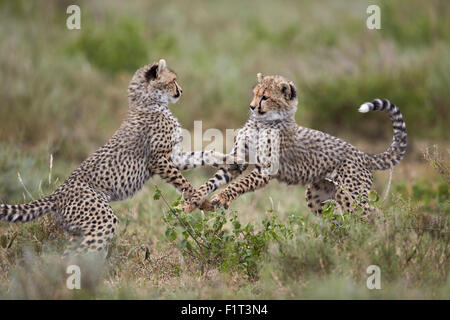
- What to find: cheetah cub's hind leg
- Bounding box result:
[305,179,337,214]
[334,159,374,216]
[60,186,118,257]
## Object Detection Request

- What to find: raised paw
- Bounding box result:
[211,193,232,209]
[198,199,216,212]
[181,200,199,214]
[182,198,216,213]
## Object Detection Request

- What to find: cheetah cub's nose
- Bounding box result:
[249,105,256,110]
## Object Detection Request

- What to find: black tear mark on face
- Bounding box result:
[145,64,158,82]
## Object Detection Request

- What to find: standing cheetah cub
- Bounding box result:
[0,59,228,255]
[184,73,407,214]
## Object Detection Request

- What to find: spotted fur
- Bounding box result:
[184,74,407,215]
[0,59,230,255]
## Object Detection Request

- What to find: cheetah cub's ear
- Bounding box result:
[145,65,158,82]
[278,81,297,100]
[257,73,264,83]
[145,59,167,82]
[157,59,167,74]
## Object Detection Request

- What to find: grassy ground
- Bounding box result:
[0,0,449,299]
[0,143,448,299]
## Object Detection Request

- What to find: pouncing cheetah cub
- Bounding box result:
[0,59,230,255]
[184,73,407,214]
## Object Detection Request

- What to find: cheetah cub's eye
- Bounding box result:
[261,96,268,101]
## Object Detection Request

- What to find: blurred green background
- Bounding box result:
[0,0,448,163]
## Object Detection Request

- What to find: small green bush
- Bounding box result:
[158,189,294,279]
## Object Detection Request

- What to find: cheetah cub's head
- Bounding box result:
[128,59,183,108]
[249,73,298,121]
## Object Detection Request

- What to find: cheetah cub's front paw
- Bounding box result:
[181,201,197,214]
[211,193,232,209]
[181,198,215,213]
[198,199,215,212]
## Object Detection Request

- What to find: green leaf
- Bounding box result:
[182,230,190,239]
[153,187,161,200]
[368,190,380,202]
[165,227,177,242]
[179,239,187,249]
[171,197,181,207]
[244,223,254,233]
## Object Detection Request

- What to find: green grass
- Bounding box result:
[0,144,448,299]
[0,0,449,299]
[1,0,449,155]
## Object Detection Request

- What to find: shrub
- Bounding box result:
[157,188,294,279]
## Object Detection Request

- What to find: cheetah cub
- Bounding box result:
[184,73,407,214]
[0,59,226,255]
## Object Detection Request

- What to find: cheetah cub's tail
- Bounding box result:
[358,98,407,170]
[0,195,57,223]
